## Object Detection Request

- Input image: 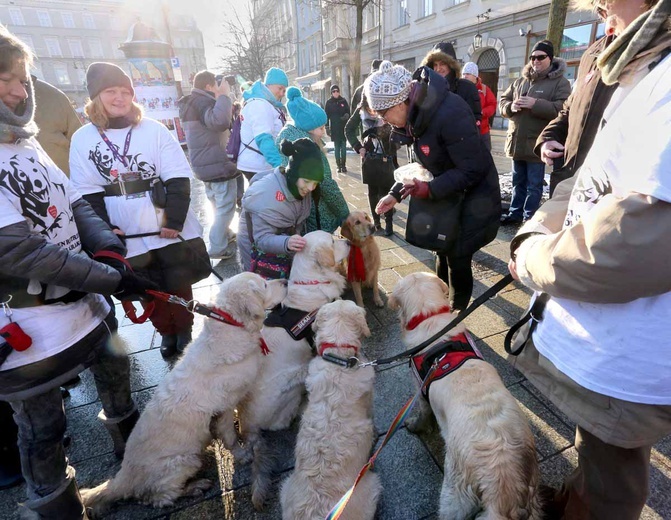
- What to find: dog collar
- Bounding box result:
[318,342,359,357]
[209,307,245,328]
[290,280,332,285]
[406,305,452,331]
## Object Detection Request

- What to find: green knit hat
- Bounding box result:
[279,138,324,199]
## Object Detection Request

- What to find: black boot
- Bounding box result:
[160,334,178,359]
[25,470,88,519]
[0,401,23,491]
[98,407,140,459]
[384,213,394,236]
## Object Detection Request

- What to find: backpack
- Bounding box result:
[226,101,263,163]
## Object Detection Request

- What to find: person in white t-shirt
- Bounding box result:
[508,1,671,518]
[69,63,211,359]
[0,28,157,518]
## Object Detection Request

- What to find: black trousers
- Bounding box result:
[367,185,393,224]
[436,252,474,311]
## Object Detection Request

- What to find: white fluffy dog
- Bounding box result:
[237,230,350,509]
[80,273,287,513]
[280,300,380,520]
[389,273,541,520]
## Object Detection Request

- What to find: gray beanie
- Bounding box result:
[86,62,135,100]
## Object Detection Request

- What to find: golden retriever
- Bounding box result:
[80,273,287,513]
[236,230,350,509]
[389,272,541,520]
[339,210,383,308]
[280,300,380,520]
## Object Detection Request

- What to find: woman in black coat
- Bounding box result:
[345,94,399,235]
[367,61,501,310]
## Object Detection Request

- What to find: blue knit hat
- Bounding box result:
[286,86,327,131]
[264,67,289,87]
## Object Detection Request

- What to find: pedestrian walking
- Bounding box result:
[278,86,349,234]
[325,84,350,172]
[69,62,210,359]
[178,70,239,261]
[499,40,571,223]
[508,1,671,517]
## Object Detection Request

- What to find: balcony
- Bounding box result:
[362,26,380,46]
[323,37,352,59]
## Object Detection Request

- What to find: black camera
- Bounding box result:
[216,74,236,87]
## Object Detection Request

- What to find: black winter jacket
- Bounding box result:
[395,67,501,256]
[325,96,350,139]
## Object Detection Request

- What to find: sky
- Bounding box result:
[162,0,251,69]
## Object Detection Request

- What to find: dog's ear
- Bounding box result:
[339,218,354,241]
[355,306,371,338]
[315,244,336,269]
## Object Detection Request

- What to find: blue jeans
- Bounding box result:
[509,160,545,220]
[204,179,237,255]
[333,137,347,167]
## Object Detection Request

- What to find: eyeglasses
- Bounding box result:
[529,54,548,62]
[376,107,390,118]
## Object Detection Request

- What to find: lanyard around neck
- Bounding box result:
[97,126,133,169]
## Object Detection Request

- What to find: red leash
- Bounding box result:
[93,250,155,324]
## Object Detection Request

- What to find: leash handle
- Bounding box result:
[504,292,550,356]
[325,363,437,520]
[373,274,514,366]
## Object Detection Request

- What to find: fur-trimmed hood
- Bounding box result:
[522,57,567,81]
[420,49,462,76]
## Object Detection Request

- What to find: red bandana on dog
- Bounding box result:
[347,244,366,283]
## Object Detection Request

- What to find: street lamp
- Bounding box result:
[474,9,491,50]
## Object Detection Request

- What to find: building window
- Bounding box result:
[420,0,433,17]
[44,37,63,57]
[82,13,96,29]
[398,0,409,26]
[8,7,25,26]
[88,38,104,58]
[61,12,75,28]
[68,39,84,58]
[53,63,71,85]
[449,0,468,5]
[37,10,52,27]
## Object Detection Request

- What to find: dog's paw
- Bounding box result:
[374,296,384,308]
[184,478,213,497]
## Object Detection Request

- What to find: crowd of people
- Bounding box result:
[1,0,670,516]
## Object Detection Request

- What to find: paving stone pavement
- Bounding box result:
[1,130,669,519]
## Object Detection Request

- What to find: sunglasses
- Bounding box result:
[332,89,340,93]
[529,54,548,62]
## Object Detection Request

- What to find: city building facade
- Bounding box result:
[0,0,206,108]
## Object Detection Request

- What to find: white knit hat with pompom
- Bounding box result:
[363,60,413,111]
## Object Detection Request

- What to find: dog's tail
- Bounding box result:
[80,478,123,516]
[250,431,279,511]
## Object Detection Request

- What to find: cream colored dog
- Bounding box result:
[339,210,383,308]
[80,273,287,513]
[280,300,380,520]
[389,272,541,520]
[237,230,350,509]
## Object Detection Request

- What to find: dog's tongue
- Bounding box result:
[347,245,366,283]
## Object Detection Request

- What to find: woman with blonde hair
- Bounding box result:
[70,62,210,358]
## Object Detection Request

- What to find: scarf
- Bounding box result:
[0,78,38,144]
[598,0,671,85]
[347,244,366,283]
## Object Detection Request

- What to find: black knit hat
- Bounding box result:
[86,62,135,100]
[432,41,456,59]
[371,59,382,72]
[331,84,340,92]
[280,138,324,199]
[531,40,554,61]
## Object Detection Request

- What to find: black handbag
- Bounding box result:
[405,192,464,253]
[362,152,395,185]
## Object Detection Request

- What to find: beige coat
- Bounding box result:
[33,78,82,176]
[499,58,571,162]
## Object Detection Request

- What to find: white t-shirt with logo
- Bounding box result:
[0,138,109,371]
[69,118,202,258]
[533,55,671,405]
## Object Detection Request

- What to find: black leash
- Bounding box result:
[503,292,550,356]
[320,274,515,369]
[122,232,224,282]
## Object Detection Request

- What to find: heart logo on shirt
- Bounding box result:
[276,191,286,202]
[110,169,119,178]
[420,145,430,156]
[48,205,57,218]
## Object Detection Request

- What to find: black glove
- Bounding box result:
[114,271,159,301]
